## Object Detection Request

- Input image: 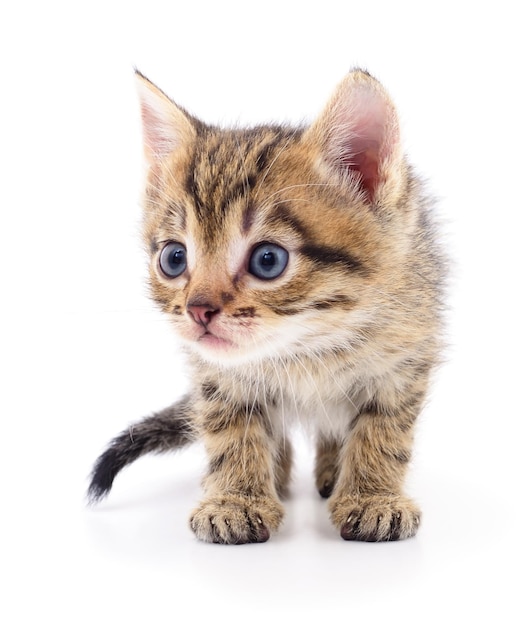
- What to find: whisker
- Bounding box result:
[289,352,335,431]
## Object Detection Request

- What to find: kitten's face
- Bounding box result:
[137,71,407,367]
[145,128,382,366]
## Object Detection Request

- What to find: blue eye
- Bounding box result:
[249,243,289,280]
[159,242,187,278]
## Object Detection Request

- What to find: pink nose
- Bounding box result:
[187,302,220,327]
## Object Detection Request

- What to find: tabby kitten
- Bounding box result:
[88,69,444,544]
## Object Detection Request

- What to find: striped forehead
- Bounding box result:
[183,126,302,237]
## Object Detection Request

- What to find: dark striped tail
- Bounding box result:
[87,396,197,503]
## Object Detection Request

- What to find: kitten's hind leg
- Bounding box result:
[274,438,293,500]
[314,436,340,498]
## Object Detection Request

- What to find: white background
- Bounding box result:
[1,1,531,624]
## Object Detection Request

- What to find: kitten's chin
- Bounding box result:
[184,332,268,367]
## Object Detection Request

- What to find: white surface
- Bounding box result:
[1,1,530,624]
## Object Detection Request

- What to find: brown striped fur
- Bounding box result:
[88,69,445,544]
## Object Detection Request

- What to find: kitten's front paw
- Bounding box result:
[190,494,284,544]
[330,494,421,542]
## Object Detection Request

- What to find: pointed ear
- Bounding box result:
[135,70,196,162]
[306,70,403,202]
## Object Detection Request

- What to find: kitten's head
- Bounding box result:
[136,70,412,367]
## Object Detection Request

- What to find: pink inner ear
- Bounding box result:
[343,136,382,198]
[140,101,175,158]
[328,82,398,200]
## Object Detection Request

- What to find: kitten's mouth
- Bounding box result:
[198,331,235,350]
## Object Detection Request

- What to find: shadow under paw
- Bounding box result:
[330,494,421,542]
[189,494,283,545]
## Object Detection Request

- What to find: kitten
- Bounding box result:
[88,69,445,544]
